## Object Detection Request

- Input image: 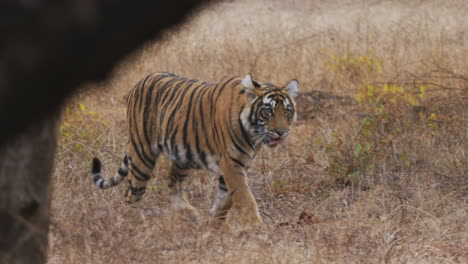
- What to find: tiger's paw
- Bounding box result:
[241,220,267,230]
[237,210,265,229]
[170,194,199,221]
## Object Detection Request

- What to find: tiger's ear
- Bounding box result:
[283,79,299,97]
[241,73,261,101]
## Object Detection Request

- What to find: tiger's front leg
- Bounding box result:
[210,175,232,220]
[220,157,264,227]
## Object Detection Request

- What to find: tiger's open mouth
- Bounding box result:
[265,137,285,147]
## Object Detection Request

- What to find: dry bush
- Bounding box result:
[50,0,467,263]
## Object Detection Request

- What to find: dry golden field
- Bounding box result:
[50,0,467,263]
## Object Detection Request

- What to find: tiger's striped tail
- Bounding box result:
[92,154,129,189]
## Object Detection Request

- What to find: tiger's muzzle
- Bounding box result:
[264,128,289,147]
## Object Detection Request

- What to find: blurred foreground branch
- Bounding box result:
[0,0,209,262]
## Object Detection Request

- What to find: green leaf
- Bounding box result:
[79,103,86,111]
[354,143,362,157]
[419,85,425,94]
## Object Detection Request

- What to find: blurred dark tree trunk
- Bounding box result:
[0,116,58,263]
[0,0,209,262]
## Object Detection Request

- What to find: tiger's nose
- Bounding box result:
[275,128,289,138]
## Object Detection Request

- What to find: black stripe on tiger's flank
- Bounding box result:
[191,86,205,166]
[135,80,156,158]
[130,136,154,169]
[163,80,195,144]
[142,76,165,149]
[167,82,194,128]
[156,78,180,141]
[168,127,179,157]
[162,79,191,112]
[129,83,155,169]
[159,79,193,137]
[227,125,250,158]
[199,151,209,169]
[136,75,150,114]
[129,164,151,181]
[185,144,195,167]
[181,82,200,165]
[230,156,245,168]
[198,88,215,154]
[149,76,169,142]
[159,79,185,105]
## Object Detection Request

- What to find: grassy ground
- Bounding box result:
[49,0,467,263]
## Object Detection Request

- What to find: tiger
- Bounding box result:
[91,72,299,226]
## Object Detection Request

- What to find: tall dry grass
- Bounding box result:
[50,0,467,263]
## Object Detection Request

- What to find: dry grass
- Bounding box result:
[50,0,467,263]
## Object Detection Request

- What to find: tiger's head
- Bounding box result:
[240,74,299,148]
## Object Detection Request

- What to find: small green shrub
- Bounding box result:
[270,178,289,196]
[321,52,438,188]
[58,102,109,156]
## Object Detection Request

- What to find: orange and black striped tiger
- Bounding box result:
[91,72,299,226]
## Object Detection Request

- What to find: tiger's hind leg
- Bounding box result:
[125,144,158,203]
[209,175,232,220]
[168,163,198,214]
